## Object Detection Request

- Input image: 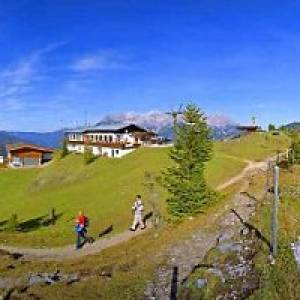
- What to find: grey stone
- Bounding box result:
[195,278,207,289]
[218,241,242,253]
[207,268,226,283]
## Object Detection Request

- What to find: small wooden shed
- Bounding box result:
[6,144,54,167]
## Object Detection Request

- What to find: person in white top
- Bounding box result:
[130,195,145,231]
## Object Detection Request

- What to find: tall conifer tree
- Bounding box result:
[164,104,215,217]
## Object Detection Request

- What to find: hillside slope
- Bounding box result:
[0,133,290,247]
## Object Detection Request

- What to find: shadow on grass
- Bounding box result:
[143,211,153,224]
[0,219,8,229]
[99,225,113,237]
[231,209,272,251]
[42,213,63,227]
[17,213,63,233]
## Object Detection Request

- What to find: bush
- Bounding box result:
[84,147,96,165]
[268,123,276,132]
[60,139,69,159]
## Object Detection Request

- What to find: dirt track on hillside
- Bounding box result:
[0,225,149,261]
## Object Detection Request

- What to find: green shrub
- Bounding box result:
[60,138,69,159]
[84,147,96,165]
[268,123,276,132]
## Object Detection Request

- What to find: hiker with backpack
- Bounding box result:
[130,195,145,231]
[75,211,93,249]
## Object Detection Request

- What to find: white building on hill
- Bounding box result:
[65,123,157,158]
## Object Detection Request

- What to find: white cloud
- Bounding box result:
[0,42,66,111]
[71,54,125,72]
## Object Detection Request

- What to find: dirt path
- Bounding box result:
[145,176,263,299]
[216,160,267,191]
[0,155,278,262]
[0,227,149,261]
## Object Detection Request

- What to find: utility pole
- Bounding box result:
[166,105,184,142]
[271,165,280,258]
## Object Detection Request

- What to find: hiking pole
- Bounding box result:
[271,166,280,258]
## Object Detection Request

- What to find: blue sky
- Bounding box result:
[0,0,300,131]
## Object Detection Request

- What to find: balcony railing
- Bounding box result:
[68,139,140,149]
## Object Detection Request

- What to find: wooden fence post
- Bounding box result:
[271,166,280,257]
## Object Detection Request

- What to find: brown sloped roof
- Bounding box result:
[236,125,260,130]
[6,144,54,153]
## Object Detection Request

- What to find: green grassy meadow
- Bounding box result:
[0,133,290,247]
[214,132,290,161]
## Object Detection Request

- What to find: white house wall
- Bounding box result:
[67,144,84,153]
[92,146,102,156]
[102,147,135,158]
[67,143,135,158]
[117,148,135,158]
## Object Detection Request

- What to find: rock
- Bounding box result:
[208,268,226,283]
[66,275,80,285]
[29,274,46,286]
[240,227,250,236]
[195,278,207,289]
[222,242,242,253]
[28,271,78,286]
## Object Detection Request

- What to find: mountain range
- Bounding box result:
[97,111,240,140]
[0,112,242,155]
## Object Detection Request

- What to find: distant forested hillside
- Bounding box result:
[281,122,300,131]
[0,131,22,155]
[0,130,63,156]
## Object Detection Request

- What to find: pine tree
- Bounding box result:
[163,104,215,217]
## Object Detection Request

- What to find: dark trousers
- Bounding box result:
[76,228,88,249]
